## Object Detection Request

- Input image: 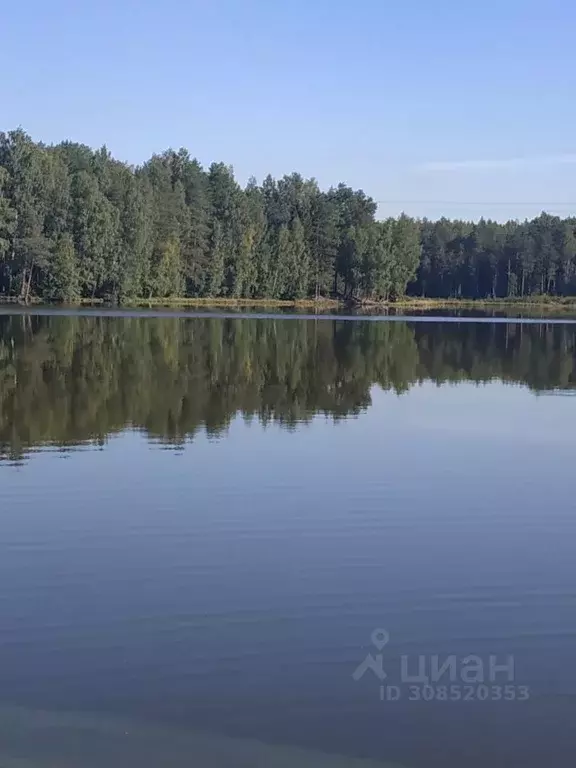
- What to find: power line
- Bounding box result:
[375,199,576,207]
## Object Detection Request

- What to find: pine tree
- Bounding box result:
[285,217,310,299]
[207,221,225,296]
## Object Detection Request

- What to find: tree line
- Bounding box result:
[1,315,573,461]
[3,129,576,303]
[0,129,419,303]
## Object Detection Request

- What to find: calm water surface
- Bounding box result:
[0,312,575,767]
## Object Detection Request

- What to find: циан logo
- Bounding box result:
[352,628,530,703]
[353,628,390,682]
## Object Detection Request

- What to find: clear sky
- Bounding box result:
[4,0,576,221]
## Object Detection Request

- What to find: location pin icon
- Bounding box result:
[371,628,390,651]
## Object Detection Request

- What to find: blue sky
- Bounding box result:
[4,0,576,220]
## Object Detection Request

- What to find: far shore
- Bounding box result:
[3,295,576,313]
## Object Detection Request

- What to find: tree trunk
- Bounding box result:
[24,263,34,304]
[19,267,28,301]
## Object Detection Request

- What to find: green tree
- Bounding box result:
[45,233,80,301]
[152,236,183,297]
[71,171,118,298]
[0,167,16,263]
[207,221,225,296]
[3,127,576,305]
[285,216,310,299]
[390,214,421,298]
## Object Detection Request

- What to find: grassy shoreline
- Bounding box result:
[122,296,342,309]
[382,296,576,311]
[80,295,576,313]
[3,295,576,312]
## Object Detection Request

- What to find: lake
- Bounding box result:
[0,310,575,767]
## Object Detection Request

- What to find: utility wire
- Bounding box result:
[375,199,576,207]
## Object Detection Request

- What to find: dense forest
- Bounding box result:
[2,129,576,303]
[1,314,574,461]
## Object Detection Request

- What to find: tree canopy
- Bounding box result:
[1,129,576,303]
